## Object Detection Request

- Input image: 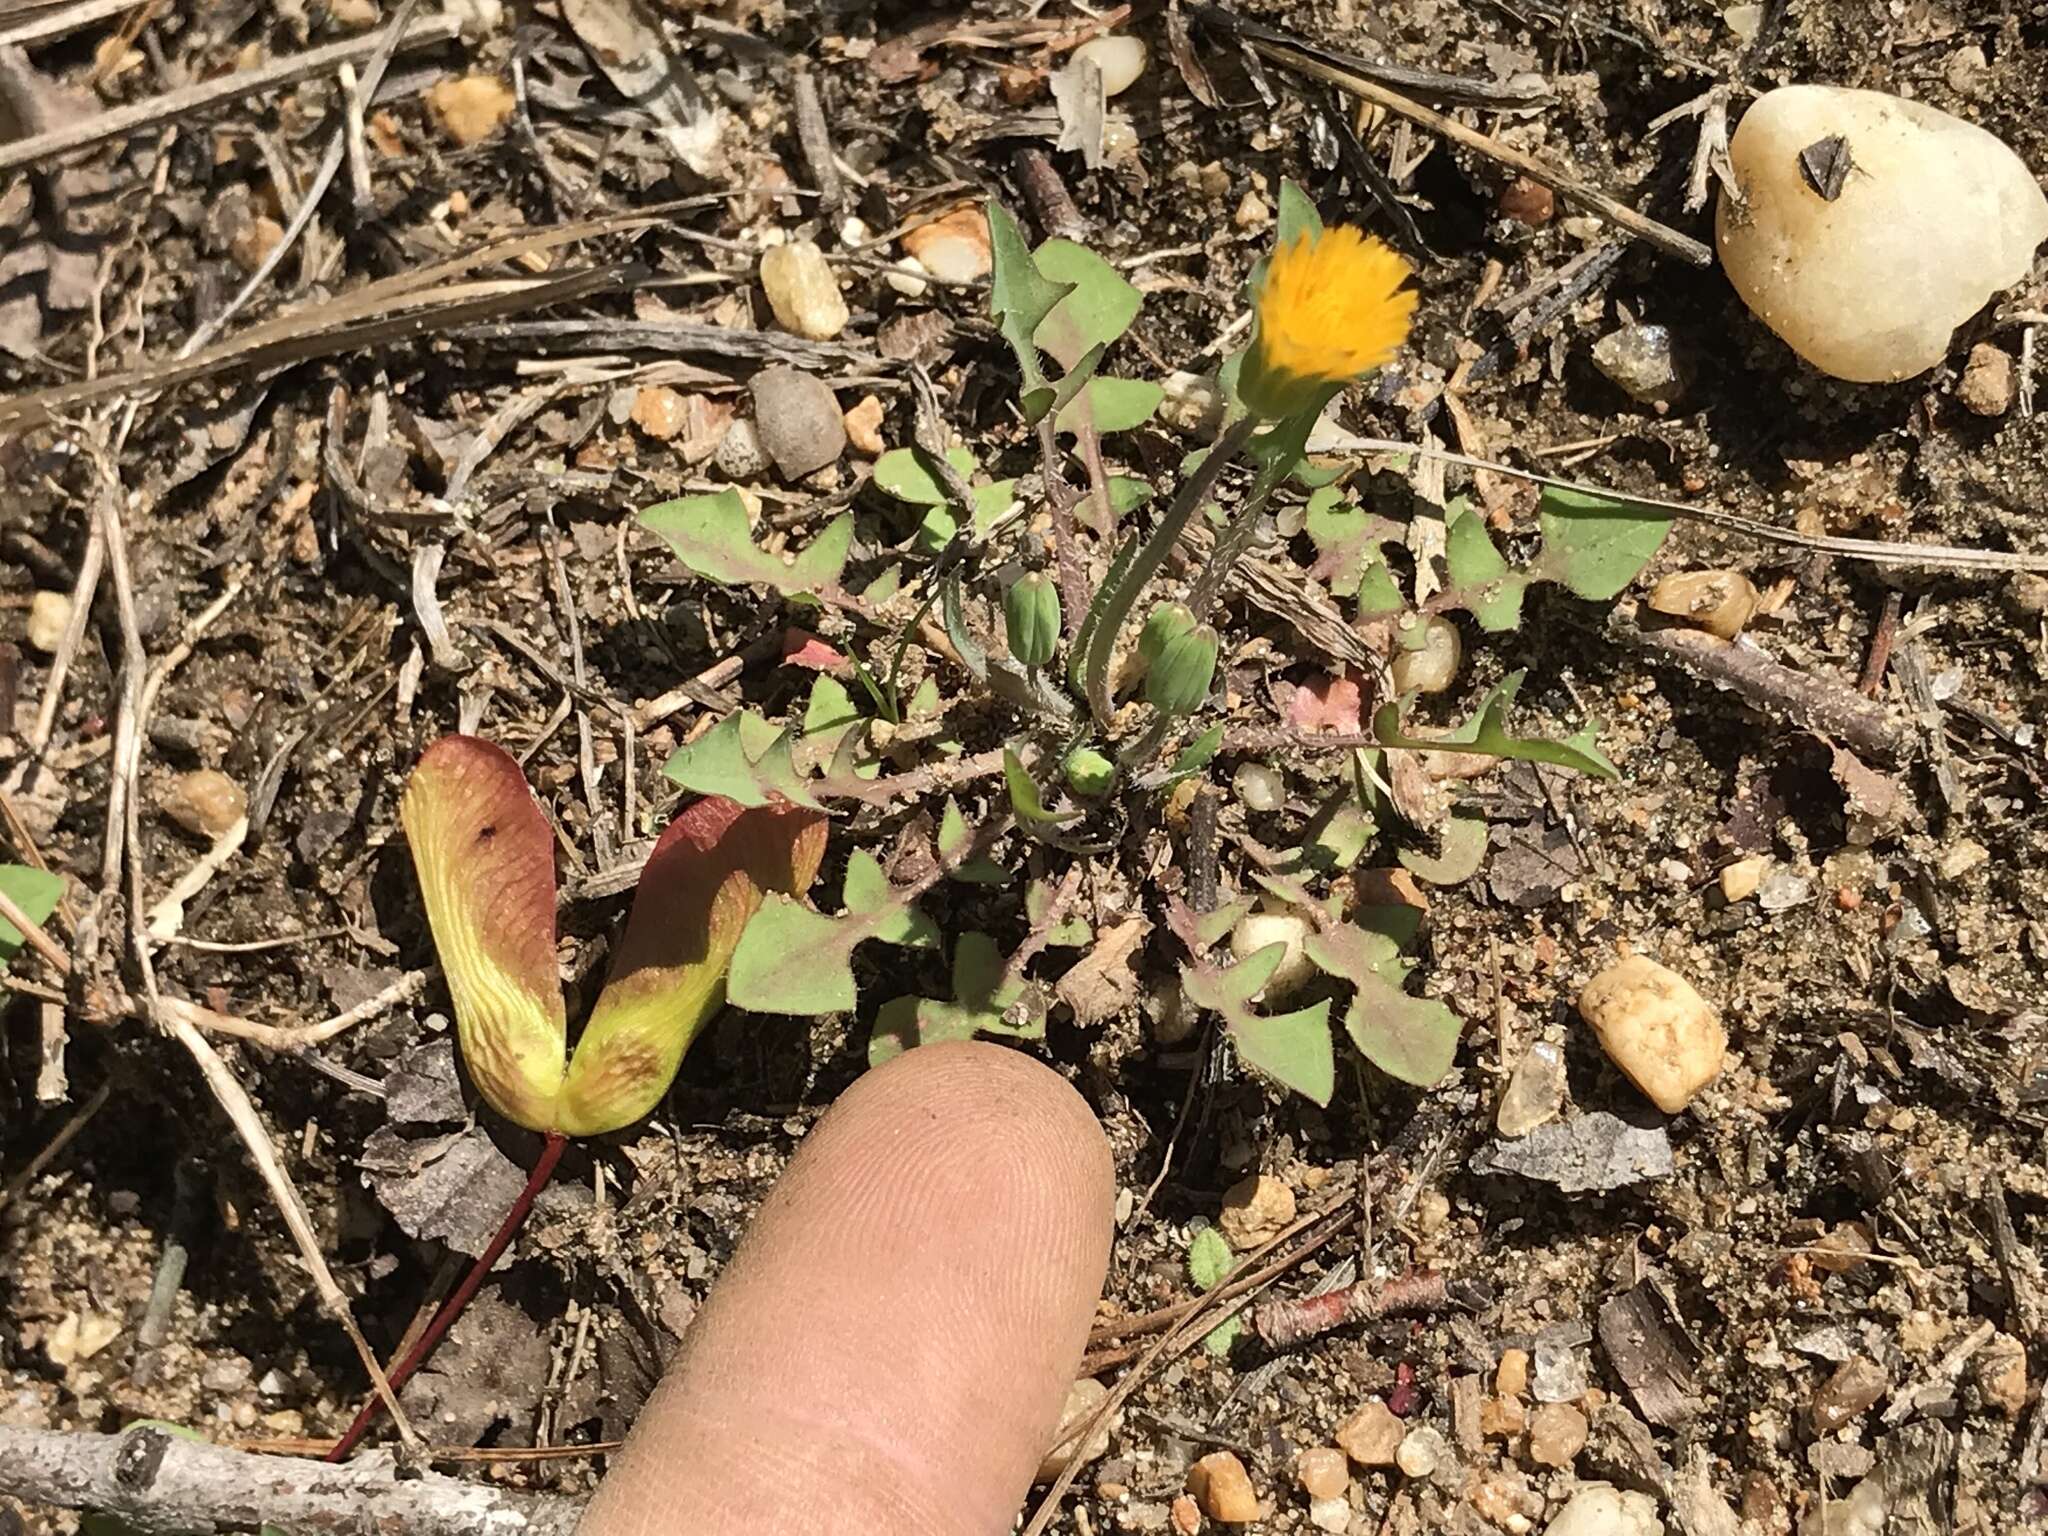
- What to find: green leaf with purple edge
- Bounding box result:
[1182,942,1336,1106]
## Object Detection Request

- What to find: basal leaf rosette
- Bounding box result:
[402,737,827,1136]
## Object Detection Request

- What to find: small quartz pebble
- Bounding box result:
[427,75,514,147]
[1715,85,2048,382]
[1336,1400,1404,1466]
[842,394,886,457]
[1957,343,2015,417]
[749,366,846,479]
[1296,1447,1349,1501]
[884,254,931,299]
[27,590,70,653]
[1496,1041,1567,1137]
[1719,855,1767,903]
[1526,1402,1588,1468]
[1646,569,1759,641]
[1233,761,1284,813]
[759,240,849,340]
[1545,1485,1664,1536]
[1034,1378,1116,1483]
[1217,1172,1295,1248]
[1810,1355,1888,1432]
[1308,1495,1349,1533]
[1756,868,1812,912]
[1187,1452,1260,1524]
[1072,34,1147,96]
[903,207,992,284]
[1578,954,1726,1113]
[1395,1426,1445,1479]
[1592,324,1683,407]
[1975,1332,2028,1418]
[161,769,247,840]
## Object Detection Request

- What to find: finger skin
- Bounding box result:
[577,1041,1115,1536]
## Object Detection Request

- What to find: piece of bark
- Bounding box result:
[1598,1280,1699,1428]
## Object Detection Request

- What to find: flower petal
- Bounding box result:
[401,737,567,1132]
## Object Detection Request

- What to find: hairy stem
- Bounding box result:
[326,1131,569,1462]
[1079,414,1259,724]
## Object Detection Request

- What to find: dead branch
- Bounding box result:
[1616,613,1913,763]
[0,1425,580,1536]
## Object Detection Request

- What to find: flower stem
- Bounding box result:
[325,1130,568,1462]
[1079,413,1259,725]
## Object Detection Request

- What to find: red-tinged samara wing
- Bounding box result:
[559,797,827,1135]
[400,737,566,1132]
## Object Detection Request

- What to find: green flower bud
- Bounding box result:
[1138,602,1197,669]
[1063,747,1116,797]
[1003,572,1061,669]
[1145,621,1218,717]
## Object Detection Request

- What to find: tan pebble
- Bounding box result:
[229,215,284,275]
[1958,342,2014,416]
[630,385,690,440]
[759,241,849,340]
[1975,1332,2028,1418]
[1647,569,1760,640]
[1197,161,1232,201]
[997,63,1043,104]
[1498,176,1554,225]
[843,394,887,457]
[1495,1348,1529,1399]
[1469,1468,1539,1528]
[27,590,71,653]
[1390,614,1462,694]
[902,207,992,284]
[328,0,381,26]
[1187,1451,1260,1523]
[1578,953,1726,1113]
[161,769,248,840]
[1217,1172,1295,1248]
[1719,855,1767,903]
[1034,1377,1116,1483]
[1295,1446,1349,1501]
[1335,1400,1404,1466]
[1526,1402,1588,1468]
[1939,839,1989,879]
[1170,1493,1203,1535]
[1234,190,1271,229]
[427,75,515,147]
[1479,1394,1526,1438]
[2011,573,2048,616]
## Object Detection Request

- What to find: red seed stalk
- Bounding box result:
[326,1131,568,1462]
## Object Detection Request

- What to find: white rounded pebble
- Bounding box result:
[1544,1485,1664,1536]
[1716,85,2048,382]
[1072,35,1147,97]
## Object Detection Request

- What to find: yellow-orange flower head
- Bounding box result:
[1239,225,1417,420]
